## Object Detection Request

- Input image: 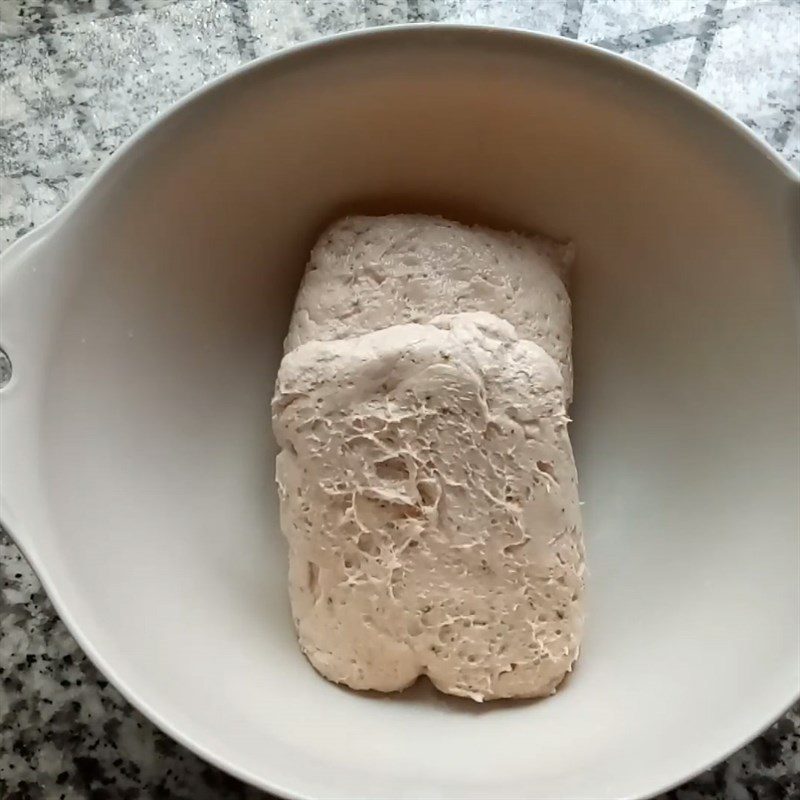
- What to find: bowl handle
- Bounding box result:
[0,213,69,388]
[0,216,67,553]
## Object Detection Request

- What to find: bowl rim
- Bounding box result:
[1,23,798,800]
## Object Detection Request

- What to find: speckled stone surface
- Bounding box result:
[1,1,799,798]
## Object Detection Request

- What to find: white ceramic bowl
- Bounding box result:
[1,25,798,800]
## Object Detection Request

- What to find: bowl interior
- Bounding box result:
[4,29,799,800]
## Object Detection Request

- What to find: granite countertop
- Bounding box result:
[1,1,798,798]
